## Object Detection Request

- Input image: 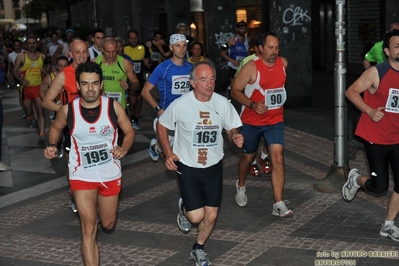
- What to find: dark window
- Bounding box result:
[15,10,20,20]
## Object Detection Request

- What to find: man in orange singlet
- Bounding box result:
[43,39,89,213]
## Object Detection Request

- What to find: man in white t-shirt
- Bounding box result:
[88,28,105,60]
[158,61,243,266]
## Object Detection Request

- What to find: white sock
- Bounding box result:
[260,151,268,160]
[384,220,394,227]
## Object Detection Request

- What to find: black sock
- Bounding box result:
[193,242,204,250]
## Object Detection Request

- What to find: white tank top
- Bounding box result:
[68,96,121,182]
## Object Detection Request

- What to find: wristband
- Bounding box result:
[48,143,58,148]
[154,105,162,113]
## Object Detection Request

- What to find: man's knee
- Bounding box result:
[365,179,388,194]
[100,220,116,232]
[204,209,218,223]
[187,208,205,224]
[241,153,255,165]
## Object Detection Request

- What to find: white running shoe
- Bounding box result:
[235,180,247,207]
[342,168,361,202]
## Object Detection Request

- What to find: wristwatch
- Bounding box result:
[48,143,58,148]
[154,105,162,113]
[249,102,255,109]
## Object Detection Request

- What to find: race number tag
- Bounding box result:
[192,124,220,148]
[385,88,399,113]
[81,145,112,169]
[265,87,287,109]
[172,75,190,95]
[151,51,161,62]
[133,61,141,74]
[236,56,245,63]
[105,92,122,104]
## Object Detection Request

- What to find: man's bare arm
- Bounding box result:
[43,71,66,111]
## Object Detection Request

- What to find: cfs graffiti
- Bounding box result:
[214,32,234,49]
[283,6,311,26]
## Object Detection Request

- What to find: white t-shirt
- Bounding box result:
[159,91,242,168]
[89,46,102,60]
[8,51,23,65]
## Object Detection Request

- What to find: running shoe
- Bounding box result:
[342,168,361,202]
[235,180,247,207]
[249,163,260,176]
[258,155,272,174]
[0,162,11,171]
[38,136,45,146]
[177,197,191,232]
[380,223,399,242]
[149,138,159,162]
[131,120,140,130]
[190,249,211,266]
[272,201,293,218]
[69,197,78,213]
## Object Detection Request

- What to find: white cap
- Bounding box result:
[169,34,187,45]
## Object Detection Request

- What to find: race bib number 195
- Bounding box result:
[82,147,112,169]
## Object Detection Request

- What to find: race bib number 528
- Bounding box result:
[172,75,190,95]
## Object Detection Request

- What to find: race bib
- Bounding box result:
[105,92,122,104]
[236,56,245,62]
[81,145,112,169]
[151,51,161,62]
[172,75,190,95]
[265,87,287,109]
[385,88,399,113]
[192,124,220,148]
[133,61,141,74]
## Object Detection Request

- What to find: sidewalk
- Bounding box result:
[1,74,398,265]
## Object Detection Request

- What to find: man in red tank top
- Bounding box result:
[231,32,293,218]
[343,29,399,242]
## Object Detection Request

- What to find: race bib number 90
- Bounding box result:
[385,88,399,113]
[172,75,190,95]
[265,87,287,109]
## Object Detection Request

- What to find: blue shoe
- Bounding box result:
[149,138,159,162]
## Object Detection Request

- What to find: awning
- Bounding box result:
[13,17,40,24]
[0,19,14,25]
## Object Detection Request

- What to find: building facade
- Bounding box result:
[1,0,397,107]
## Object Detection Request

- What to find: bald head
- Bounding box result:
[69,39,89,66]
[102,37,117,48]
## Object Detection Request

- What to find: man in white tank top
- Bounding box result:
[43,61,135,265]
